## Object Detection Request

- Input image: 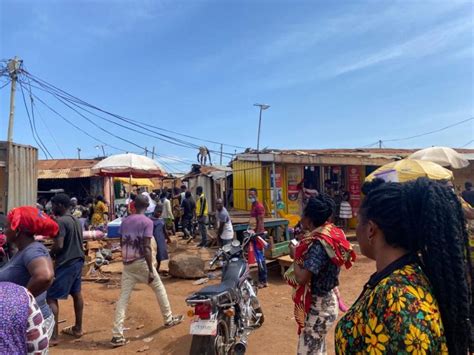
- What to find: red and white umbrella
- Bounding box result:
[92,153,166,178]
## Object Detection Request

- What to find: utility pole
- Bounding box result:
[378,140,382,149]
[77,148,81,159]
[100,145,105,157]
[220,144,223,165]
[254,103,270,153]
[7,57,22,142]
[145,147,148,157]
[152,146,155,159]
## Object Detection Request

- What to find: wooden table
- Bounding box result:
[231,217,290,259]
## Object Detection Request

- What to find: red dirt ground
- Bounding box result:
[51,252,375,355]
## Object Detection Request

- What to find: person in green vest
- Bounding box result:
[196,186,208,248]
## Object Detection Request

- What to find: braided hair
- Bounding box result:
[360,177,472,354]
[303,194,336,228]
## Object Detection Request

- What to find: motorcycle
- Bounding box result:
[186,230,266,355]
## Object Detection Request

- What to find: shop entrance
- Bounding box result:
[303,166,320,191]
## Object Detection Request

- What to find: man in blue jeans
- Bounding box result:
[47,193,85,343]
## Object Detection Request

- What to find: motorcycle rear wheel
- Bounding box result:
[189,318,230,355]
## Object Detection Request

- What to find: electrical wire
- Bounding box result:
[31,92,132,154]
[21,70,245,152]
[0,81,10,90]
[359,141,380,149]
[461,139,474,148]
[23,76,235,158]
[383,117,473,142]
[24,76,66,158]
[18,82,53,159]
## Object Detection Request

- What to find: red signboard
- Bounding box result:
[348,166,361,217]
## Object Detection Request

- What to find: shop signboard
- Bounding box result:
[287,166,302,215]
[348,166,361,217]
[271,166,283,207]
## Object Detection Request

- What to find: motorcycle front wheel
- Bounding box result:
[189,318,230,355]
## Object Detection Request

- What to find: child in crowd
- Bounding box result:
[150,204,171,273]
[339,192,352,231]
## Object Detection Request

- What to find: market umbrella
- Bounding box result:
[114,177,155,188]
[408,146,469,169]
[92,153,166,178]
[365,158,453,183]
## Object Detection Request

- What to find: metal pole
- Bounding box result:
[77,148,81,159]
[152,146,155,159]
[257,107,263,152]
[378,140,382,149]
[7,58,21,142]
[220,144,223,165]
[101,145,106,157]
[145,147,148,157]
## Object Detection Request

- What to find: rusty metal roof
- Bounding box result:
[38,159,102,179]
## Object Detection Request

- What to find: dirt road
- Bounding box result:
[51,253,374,355]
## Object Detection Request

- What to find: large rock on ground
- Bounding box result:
[169,253,205,279]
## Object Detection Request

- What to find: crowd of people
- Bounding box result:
[0,178,473,354]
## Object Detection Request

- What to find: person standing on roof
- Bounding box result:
[196,186,208,248]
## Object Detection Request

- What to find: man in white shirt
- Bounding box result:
[215,199,234,246]
[160,191,174,234]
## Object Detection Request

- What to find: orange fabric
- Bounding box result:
[8,206,59,238]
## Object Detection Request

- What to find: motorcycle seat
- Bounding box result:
[195,280,236,296]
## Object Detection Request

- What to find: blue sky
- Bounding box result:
[0,0,473,172]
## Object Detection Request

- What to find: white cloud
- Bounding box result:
[329,16,472,77]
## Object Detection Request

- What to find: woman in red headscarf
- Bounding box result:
[0,206,59,341]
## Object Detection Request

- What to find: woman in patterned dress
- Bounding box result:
[0,282,50,354]
[335,178,472,354]
[287,195,355,355]
[91,195,108,228]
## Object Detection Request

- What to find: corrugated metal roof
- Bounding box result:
[237,148,474,162]
[38,159,101,179]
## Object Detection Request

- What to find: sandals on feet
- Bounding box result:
[165,315,184,328]
[61,325,83,338]
[110,336,129,347]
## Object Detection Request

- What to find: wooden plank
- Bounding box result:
[85,240,105,250]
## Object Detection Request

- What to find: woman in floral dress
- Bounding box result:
[91,195,108,229]
[335,178,472,354]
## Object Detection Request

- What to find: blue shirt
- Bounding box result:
[0,242,52,318]
[303,241,340,296]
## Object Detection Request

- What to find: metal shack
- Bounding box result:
[0,141,38,213]
[232,148,474,225]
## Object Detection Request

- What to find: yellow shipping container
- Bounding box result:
[232,160,263,211]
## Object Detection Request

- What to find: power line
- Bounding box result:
[22,75,235,159]
[383,117,473,143]
[18,81,53,159]
[33,103,67,158]
[0,81,10,90]
[21,70,246,151]
[31,92,131,154]
[24,76,66,158]
[461,139,474,148]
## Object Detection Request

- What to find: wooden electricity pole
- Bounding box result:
[7,57,22,142]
